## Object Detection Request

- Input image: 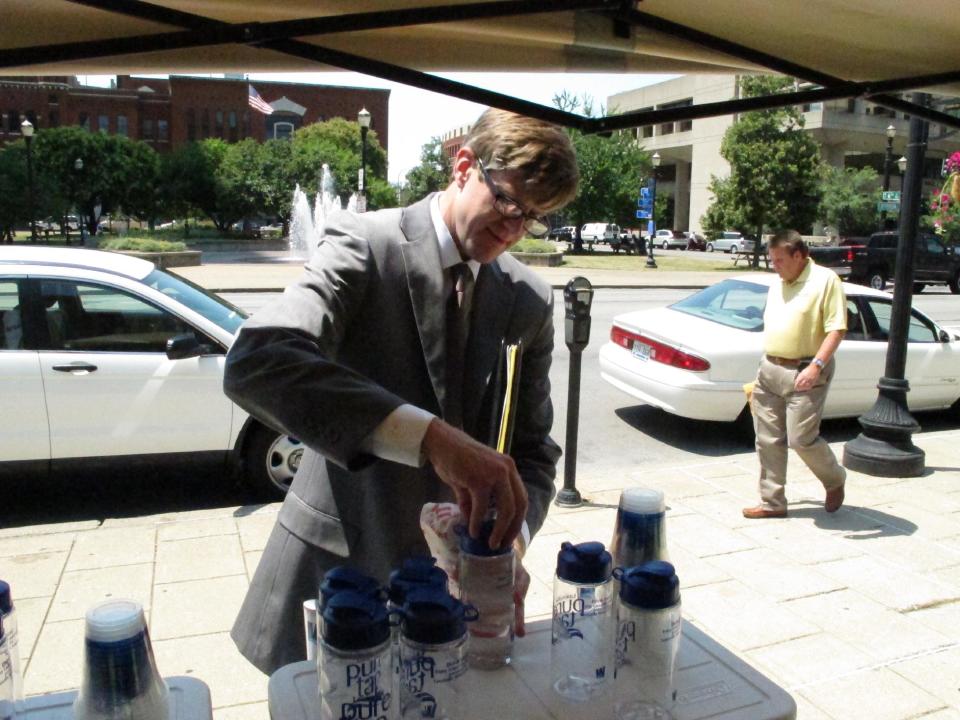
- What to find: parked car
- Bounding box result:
[580,223,620,244]
[656,229,687,250]
[599,275,960,425]
[548,225,576,242]
[705,231,750,253]
[847,230,960,293]
[684,232,707,251]
[0,246,298,497]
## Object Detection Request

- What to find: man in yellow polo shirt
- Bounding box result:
[743,230,847,519]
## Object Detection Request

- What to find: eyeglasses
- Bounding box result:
[476,158,549,238]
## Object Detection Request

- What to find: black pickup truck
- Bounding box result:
[843,231,960,293]
[808,239,867,279]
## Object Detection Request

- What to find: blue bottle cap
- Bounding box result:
[387,556,448,606]
[319,566,382,610]
[615,561,680,609]
[556,541,612,584]
[321,591,390,651]
[0,580,11,615]
[456,520,511,557]
[400,588,477,645]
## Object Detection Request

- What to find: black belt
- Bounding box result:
[765,355,811,368]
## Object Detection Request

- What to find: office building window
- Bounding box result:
[201,109,210,138]
[186,109,196,141]
[98,115,109,133]
[25,110,38,126]
[228,110,237,142]
[158,120,169,142]
[241,110,249,137]
[142,118,154,139]
[48,94,59,105]
[273,121,294,140]
[215,110,224,136]
[117,115,128,136]
[5,111,18,133]
[48,110,60,127]
[79,113,90,131]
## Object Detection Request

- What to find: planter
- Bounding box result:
[509,251,564,267]
[185,238,289,252]
[115,250,202,268]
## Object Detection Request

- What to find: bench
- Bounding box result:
[732,251,769,269]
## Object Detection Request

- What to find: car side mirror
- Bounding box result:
[939,329,953,343]
[166,333,212,360]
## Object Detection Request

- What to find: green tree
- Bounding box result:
[703,75,822,267]
[259,138,296,224]
[0,143,29,241]
[400,137,451,205]
[818,165,882,236]
[160,141,219,235]
[121,140,161,228]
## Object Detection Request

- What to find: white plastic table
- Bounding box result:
[18,676,212,720]
[268,619,795,719]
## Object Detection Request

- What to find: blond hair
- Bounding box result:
[462,108,579,212]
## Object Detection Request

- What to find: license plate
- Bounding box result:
[632,341,652,361]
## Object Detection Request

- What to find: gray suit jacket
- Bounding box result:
[224,194,560,673]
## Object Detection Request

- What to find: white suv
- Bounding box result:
[0,246,298,497]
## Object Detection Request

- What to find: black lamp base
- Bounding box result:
[554,487,583,508]
[842,379,925,478]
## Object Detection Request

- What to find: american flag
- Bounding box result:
[248,84,274,115]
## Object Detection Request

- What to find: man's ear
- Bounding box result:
[453,148,476,189]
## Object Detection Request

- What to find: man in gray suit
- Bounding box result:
[224,109,579,674]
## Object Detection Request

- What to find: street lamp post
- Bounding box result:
[882,124,896,192]
[646,152,661,269]
[21,119,37,243]
[897,155,908,223]
[74,157,86,247]
[357,108,371,213]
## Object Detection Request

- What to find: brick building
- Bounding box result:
[0,75,389,152]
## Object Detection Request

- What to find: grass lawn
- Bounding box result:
[559,253,752,272]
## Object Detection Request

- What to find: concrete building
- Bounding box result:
[0,75,389,153]
[609,75,960,234]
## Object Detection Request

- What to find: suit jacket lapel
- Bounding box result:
[464,261,515,440]
[400,196,447,414]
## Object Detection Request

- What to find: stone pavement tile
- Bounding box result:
[686,461,753,480]
[888,646,960,711]
[783,589,953,666]
[865,481,960,514]
[856,499,960,539]
[845,532,960,572]
[24,618,85,695]
[656,471,726,500]
[66,526,157,571]
[100,505,248,529]
[524,575,553,620]
[915,473,960,496]
[910,602,960,644]
[798,667,945,720]
[746,632,874,687]
[243,551,263,581]
[236,513,278,553]
[906,709,960,720]
[0,551,68,599]
[548,506,617,544]
[666,514,757,558]
[706,548,845,602]
[0,520,98,539]
[158,517,239,542]
[737,519,863,565]
[791,693,835,720]
[153,631,268,709]
[681,580,819,652]
[666,544,730,589]
[682,493,783,529]
[931,563,960,592]
[213,702,270,719]
[155,534,246,585]
[0,532,76,558]
[17,595,51,663]
[152,575,248,640]
[524,527,574,586]
[815,555,959,612]
[49,563,154,622]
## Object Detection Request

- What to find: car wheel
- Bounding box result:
[867,270,886,291]
[661,240,669,250]
[243,425,303,498]
[950,271,960,295]
[730,244,739,254]
[913,283,925,294]
[706,243,714,252]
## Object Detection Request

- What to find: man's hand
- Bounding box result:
[422,419,528,550]
[794,364,820,392]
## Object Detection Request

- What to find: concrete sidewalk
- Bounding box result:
[3,432,960,718]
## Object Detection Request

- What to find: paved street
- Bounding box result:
[3,260,960,719]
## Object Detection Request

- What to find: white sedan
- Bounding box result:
[0,246,299,497]
[600,275,960,424]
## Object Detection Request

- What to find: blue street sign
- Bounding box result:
[636,209,651,219]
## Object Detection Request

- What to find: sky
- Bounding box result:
[86,71,677,184]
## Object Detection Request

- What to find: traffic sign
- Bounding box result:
[877,201,900,212]
[881,191,901,202]
[636,209,651,220]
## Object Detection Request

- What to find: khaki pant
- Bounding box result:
[752,356,846,511]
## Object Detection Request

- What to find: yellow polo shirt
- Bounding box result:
[763,258,847,358]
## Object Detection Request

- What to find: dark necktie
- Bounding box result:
[445,263,474,429]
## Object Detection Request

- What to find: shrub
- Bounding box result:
[512,238,560,254]
[98,236,188,252]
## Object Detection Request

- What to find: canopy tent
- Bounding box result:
[2,0,959,133]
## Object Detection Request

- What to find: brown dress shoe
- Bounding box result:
[825,484,845,513]
[742,505,787,519]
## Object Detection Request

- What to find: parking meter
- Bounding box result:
[556,277,594,507]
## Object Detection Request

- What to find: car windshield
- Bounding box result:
[143,268,247,335]
[669,279,767,332]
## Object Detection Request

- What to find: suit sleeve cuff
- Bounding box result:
[358,404,436,467]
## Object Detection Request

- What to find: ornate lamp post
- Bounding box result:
[646,152,661,269]
[74,157,86,247]
[882,124,896,192]
[21,119,37,243]
[357,107,371,213]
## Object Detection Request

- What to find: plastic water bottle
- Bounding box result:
[457,521,515,669]
[73,599,169,720]
[398,589,477,720]
[0,615,14,720]
[551,541,615,704]
[318,591,393,720]
[0,582,21,712]
[610,488,668,569]
[313,566,383,663]
[613,561,682,720]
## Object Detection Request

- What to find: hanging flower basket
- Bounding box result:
[930,151,960,245]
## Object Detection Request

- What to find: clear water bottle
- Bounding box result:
[610,488,668,569]
[398,589,477,720]
[0,615,14,720]
[73,599,169,720]
[0,581,21,712]
[457,521,515,670]
[314,566,384,663]
[318,591,393,720]
[551,541,615,704]
[613,561,682,720]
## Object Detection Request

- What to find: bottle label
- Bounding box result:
[320,652,391,720]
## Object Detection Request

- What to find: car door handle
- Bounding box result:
[52,362,98,373]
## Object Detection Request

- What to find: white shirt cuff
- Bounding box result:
[359,404,435,467]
